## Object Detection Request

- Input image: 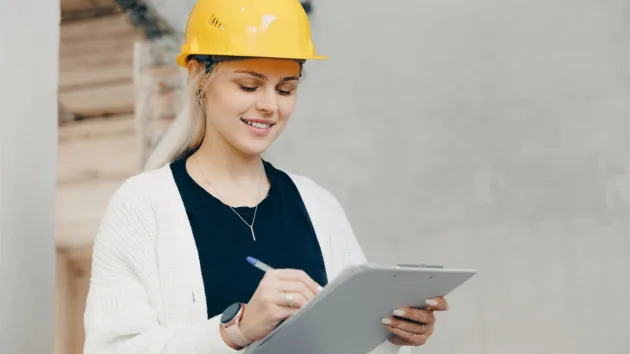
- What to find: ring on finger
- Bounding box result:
[285,291,295,307]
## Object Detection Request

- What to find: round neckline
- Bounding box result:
[179,157,274,210]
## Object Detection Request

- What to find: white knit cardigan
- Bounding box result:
[83,164,410,354]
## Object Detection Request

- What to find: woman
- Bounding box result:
[83,0,448,353]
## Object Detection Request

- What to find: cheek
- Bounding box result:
[278,97,297,121]
[207,90,254,121]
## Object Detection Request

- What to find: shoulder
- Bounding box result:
[263,161,333,200]
[289,173,334,200]
[273,165,346,214]
[114,165,174,199]
[277,168,369,265]
[95,165,175,246]
[105,164,176,213]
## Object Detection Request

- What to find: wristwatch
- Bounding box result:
[220,303,253,348]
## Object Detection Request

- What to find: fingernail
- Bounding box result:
[393,309,406,317]
[425,299,438,307]
[381,317,392,325]
[317,286,323,293]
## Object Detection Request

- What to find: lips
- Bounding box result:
[240,118,275,129]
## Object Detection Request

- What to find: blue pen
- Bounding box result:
[247,256,324,292]
[246,256,275,272]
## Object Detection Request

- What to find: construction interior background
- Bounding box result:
[1,0,629,353]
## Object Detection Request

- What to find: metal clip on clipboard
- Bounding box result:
[396,263,444,269]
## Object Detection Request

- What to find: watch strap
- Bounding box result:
[224,304,253,348]
[225,322,253,348]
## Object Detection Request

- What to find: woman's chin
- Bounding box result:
[231,127,283,156]
[232,138,275,157]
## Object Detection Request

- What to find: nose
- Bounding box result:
[255,87,279,115]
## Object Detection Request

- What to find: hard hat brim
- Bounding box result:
[176,53,328,68]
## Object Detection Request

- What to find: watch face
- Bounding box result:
[221,303,241,324]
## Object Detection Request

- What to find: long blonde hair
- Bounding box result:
[143,60,218,171]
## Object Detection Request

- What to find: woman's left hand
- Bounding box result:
[382,297,448,347]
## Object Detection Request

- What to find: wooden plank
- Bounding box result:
[60,63,132,91]
[56,180,129,249]
[60,49,132,73]
[58,14,136,114]
[56,13,141,249]
[57,115,139,186]
[69,258,90,354]
[59,17,136,70]
[61,15,134,41]
[58,101,75,125]
[56,115,141,249]
[59,246,93,264]
[59,39,133,89]
[58,114,134,141]
[55,251,71,354]
[61,8,119,23]
[58,80,135,117]
[60,35,134,60]
[61,0,91,12]
[61,0,114,14]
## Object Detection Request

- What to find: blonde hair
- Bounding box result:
[143,61,218,171]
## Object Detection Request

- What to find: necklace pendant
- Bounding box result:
[250,226,256,241]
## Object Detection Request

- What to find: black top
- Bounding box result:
[170,157,329,319]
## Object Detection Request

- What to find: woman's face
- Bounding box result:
[200,58,302,156]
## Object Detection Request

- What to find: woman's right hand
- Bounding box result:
[238,269,322,341]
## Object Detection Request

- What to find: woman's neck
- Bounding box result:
[187,135,269,208]
[191,135,264,185]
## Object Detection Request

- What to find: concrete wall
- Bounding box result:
[267,0,630,353]
[0,0,59,352]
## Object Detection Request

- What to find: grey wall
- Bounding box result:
[268,0,630,353]
[0,0,59,352]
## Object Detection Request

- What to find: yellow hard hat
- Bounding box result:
[176,0,328,68]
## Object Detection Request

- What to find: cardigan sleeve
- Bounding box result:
[83,180,241,354]
[326,189,412,354]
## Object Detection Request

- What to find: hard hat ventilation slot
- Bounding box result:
[209,14,224,29]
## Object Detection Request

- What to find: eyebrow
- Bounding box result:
[234,70,299,83]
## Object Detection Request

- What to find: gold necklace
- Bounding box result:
[193,156,264,241]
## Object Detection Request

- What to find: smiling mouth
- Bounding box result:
[241,118,274,129]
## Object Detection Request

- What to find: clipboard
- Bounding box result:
[245,263,477,354]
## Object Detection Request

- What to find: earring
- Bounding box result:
[196,89,206,111]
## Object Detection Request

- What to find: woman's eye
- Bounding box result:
[276,89,293,95]
[239,84,293,95]
[239,85,257,92]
